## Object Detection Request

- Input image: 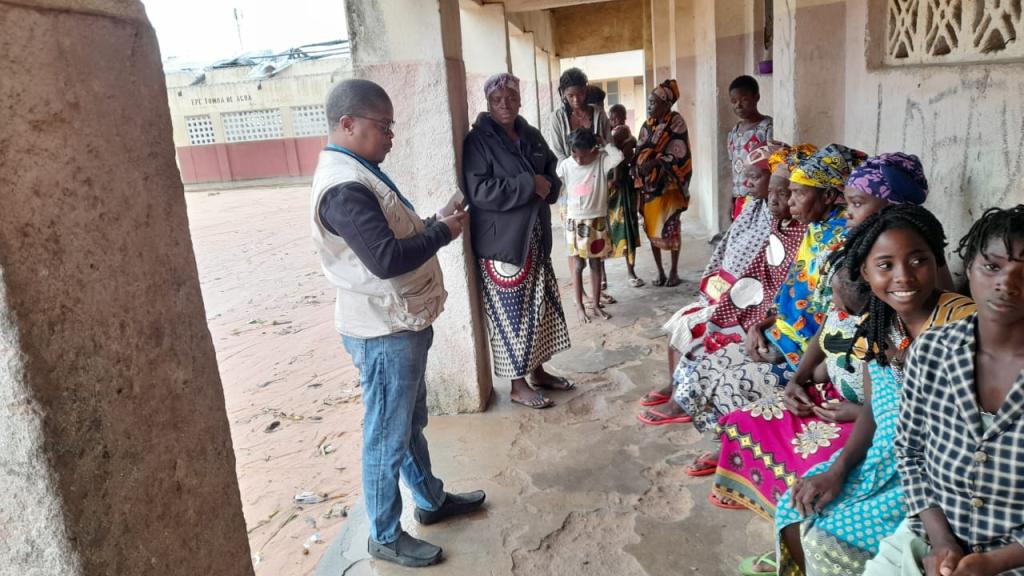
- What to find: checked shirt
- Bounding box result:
[896,313,1024,567]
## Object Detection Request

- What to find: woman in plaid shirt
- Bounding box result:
[867,205,1024,576]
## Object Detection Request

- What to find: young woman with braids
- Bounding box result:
[773,205,976,576]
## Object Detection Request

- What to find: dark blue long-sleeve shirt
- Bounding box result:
[318,182,452,280]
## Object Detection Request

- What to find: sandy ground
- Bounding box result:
[187,185,361,575]
[186,184,756,576]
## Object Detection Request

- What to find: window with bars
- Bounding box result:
[222,109,284,142]
[185,115,216,145]
[886,0,1023,65]
[292,105,329,137]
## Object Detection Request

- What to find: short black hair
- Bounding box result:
[559,67,588,93]
[608,103,627,117]
[728,75,759,96]
[586,85,606,106]
[568,127,597,152]
[325,79,392,130]
[956,204,1024,268]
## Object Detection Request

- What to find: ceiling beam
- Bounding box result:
[485,0,617,13]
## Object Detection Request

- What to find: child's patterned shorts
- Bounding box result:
[566,217,612,259]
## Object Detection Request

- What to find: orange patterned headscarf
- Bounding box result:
[652,79,680,104]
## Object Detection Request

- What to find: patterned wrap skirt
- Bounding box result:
[478,225,571,379]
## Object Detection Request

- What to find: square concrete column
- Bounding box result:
[0,2,253,575]
[772,0,847,144]
[651,0,673,82]
[535,47,555,136]
[510,27,541,128]
[460,0,511,122]
[642,0,655,94]
[345,0,493,414]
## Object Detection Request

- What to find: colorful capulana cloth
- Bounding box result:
[701,217,807,355]
[479,224,571,379]
[712,310,865,520]
[652,78,680,104]
[664,198,773,353]
[773,292,976,576]
[790,143,869,190]
[846,153,929,205]
[673,341,793,434]
[566,217,612,259]
[769,143,818,175]
[766,207,849,369]
[633,111,692,250]
[607,148,642,262]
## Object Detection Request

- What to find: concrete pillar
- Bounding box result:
[651,0,673,82]
[0,2,253,575]
[460,0,511,123]
[642,0,654,94]
[773,0,847,144]
[510,27,541,128]
[344,0,493,414]
[691,0,721,237]
[535,47,554,135]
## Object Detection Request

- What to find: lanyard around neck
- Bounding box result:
[325,144,415,212]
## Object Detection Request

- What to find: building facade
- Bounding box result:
[165,58,347,184]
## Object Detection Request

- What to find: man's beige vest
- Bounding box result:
[311,150,446,338]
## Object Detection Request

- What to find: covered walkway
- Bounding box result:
[3,1,1022,575]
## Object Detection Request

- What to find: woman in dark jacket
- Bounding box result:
[463,72,573,409]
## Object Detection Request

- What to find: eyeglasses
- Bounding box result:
[350,114,396,134]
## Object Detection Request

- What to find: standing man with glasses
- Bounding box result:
[311,78,485,568]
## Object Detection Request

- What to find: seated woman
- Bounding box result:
[774,205,976,576]
[714,254,870,517]
[865,205,1024,576]
[712,152,935,517]
[639,144,814,418]
[640,145,866,458]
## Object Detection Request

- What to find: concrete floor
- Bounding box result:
[315,231,774,576]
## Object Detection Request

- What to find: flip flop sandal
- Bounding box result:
[652,277,667,287]
[511,394,554,409]
[629,277,646,287]
[665,276,682,287]
[531,376,576,391]
[708,491,745,510]
[739,552,778,575]
[639,391,671,406]
[636,409,693,426]
[600,293,617,304]
[684,452,717,477]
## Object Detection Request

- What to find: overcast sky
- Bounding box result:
[143,0,348,63]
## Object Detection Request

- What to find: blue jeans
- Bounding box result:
[342,327,445,544]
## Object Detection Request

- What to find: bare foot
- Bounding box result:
[588,305,612,320]
[665,274,682,287]
[576,305,591,324]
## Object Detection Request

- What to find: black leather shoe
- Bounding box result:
[414,490,487,525]
[367,531,443,567]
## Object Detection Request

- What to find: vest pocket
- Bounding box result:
[391,274,441,329]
